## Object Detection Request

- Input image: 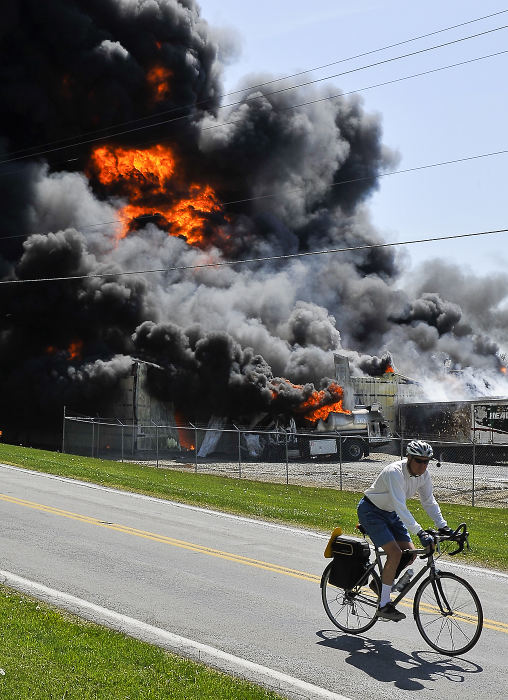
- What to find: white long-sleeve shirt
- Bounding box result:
[364,459,447,534]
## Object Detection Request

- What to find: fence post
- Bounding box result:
[189,423,198,473]
[62,405,66,454]
[91,420,95,458]
[399,405,404,459]
[339,435,343,491]
[472,440,476,507]
[285,430,289,485]
[155,421,159,469]
[120,421,124,462]
[233,424,241,479]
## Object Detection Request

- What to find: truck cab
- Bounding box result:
[312,403,390,460]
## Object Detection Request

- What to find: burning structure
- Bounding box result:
[1,1,508,449]
[63,359,180,457]
[351,369,424,428]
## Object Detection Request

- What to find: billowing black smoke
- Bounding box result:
[0,1,506,445]
[0,0,219,159]
[358,352,394,377]
[133,321,276,418]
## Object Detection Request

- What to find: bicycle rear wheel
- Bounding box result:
[413,572,483,656]
[321,563,380,634]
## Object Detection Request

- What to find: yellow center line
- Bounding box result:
[0,493,321,583]
[2,492,507,634]
[361,587,506,632]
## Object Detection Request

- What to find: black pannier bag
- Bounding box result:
[329,536,370,589]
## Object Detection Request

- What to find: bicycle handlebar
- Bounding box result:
[446,523,470,555]
[421,522,470,556]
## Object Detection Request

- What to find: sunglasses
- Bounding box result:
[413,458,430,464]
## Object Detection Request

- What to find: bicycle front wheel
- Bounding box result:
[321,563,380,634]
[413,572,483,656]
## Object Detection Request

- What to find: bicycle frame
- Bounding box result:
[356,538,452,609]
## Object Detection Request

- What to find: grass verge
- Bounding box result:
[0,586,283,699]
[1,443,507,571]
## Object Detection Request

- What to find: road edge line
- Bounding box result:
[0,569,351,700]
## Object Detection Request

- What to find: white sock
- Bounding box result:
[380,584,392,607]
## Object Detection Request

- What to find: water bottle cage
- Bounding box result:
[392,569,414,592]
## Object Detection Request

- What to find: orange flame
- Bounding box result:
[147,64,172,101]
[88,144,225,245]
[385,365,394,373]
[46,340,83,361]
[300,382,351,422]
[68,340,83,360]
[119,184,221,245]
[501,366,507,374]
[90,144,176,192]
[272,379,351,422]
[174,413,195,451]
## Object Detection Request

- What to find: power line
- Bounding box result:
[220,146,508,206]
[126,48,508,154]
[1,227,506,286]
[6,8,507,161]
[221,9,508,94]
[2,21,507,167]
[0,143,507,242]
[1,45,506,183]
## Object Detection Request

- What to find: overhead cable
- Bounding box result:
[7,8,508,161]
[1,22,507,167]
[1,227,506,285]
[0,144,506,242]
[0,47,506,182]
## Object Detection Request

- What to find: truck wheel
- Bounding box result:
[262,444,283,462]
[342,438,364,461]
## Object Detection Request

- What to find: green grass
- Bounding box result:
[1,443,507,570]
[0,586,284,700]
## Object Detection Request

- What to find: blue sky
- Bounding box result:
[197,0,508,279]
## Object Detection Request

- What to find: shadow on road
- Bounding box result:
[316,630,482,691]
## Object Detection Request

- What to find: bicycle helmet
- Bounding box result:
[406,439,433,459]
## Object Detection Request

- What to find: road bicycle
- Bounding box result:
[321,523,483,656]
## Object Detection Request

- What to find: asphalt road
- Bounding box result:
[1,463,507,700]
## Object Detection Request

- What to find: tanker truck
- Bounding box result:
[258,403,390,462]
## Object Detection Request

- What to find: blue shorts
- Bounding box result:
[357,496,411,548]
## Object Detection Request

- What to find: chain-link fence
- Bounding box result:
[62,413,508,508]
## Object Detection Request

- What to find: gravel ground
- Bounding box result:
[127,451,508,508]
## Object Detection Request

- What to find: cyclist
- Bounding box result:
[357,440,453,621]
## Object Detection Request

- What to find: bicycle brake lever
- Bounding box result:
[449,534,468,556]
